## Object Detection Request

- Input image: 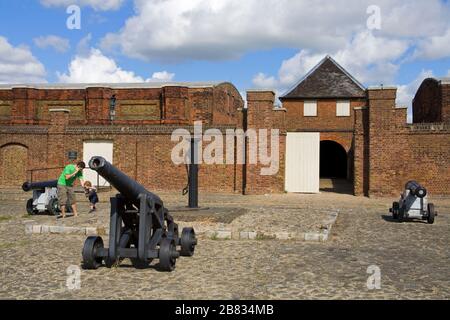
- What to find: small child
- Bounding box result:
[83,181,99,213]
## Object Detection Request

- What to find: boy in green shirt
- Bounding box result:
[57,161,86,218]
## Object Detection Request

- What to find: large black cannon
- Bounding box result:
[22,180,60,215]
[82,156,197,271]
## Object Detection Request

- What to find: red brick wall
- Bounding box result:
[245,91,286,194]
[281,98,367,131]
[0,83,243,127]
[353,107,369,196]
[362,88,450,196]
[0,127,49,184]
[413,78,442,123]
[442,83,450,123]
[0,83,244,192]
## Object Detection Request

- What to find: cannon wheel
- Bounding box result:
[26,198,35,215]
[48,198,59,216]
[427,203,435,224]
[82,236,104,270]
[392,202,399,219]
[159,238,177,272]
[180,227,197,257]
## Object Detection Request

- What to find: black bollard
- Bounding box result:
[188,138,199,208]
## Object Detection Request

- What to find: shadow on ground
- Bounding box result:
[320,179,353,195]
[381,214,429,224]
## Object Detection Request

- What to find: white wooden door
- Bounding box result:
[285,132,320,193]
[83,141,113,187]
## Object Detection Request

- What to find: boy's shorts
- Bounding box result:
[89,193,99,204]
[57,185,76,206]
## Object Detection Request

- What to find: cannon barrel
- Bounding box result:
[22,180,58,192]
[405,180,427,198]
[88,156,162,208]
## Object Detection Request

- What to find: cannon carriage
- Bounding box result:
[22,180,61,215]
[82,156,197,271]
[390,181,437,224]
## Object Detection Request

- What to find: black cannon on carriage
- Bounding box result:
[22,180,60,215]
[81,156,197,271]
[390,181,437,224]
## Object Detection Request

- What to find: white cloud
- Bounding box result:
[0,36,46,83]
[40,0,124,11]
[100,0,450,62]
[252,73,278,88]
[379,1,450,38]
[57,47,174,83]
[414,28,450,60]
[34,35,70,53]
[397,70,434,123]
[333,30,409,84]
[149,71,175,82]
[277,51,325,88]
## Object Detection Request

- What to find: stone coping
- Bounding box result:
[24,210,340,242]
[49,109,70,113]
[408,123,450,132]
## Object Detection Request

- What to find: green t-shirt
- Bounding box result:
[58,164,83,187]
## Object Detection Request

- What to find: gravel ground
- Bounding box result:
[0,191,449,300]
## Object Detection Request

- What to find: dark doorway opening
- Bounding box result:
[320,140,347,179]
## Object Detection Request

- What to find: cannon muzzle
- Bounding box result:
[405,180,427,198]
[88,156,162,208]
[22,180,58,192]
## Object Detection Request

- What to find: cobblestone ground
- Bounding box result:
[0,191,449,299]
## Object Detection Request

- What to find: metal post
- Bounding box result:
[188,138,199,208]
[97,172,100,190]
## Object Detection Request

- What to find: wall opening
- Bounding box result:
[320,140,347,179]
[0,144,28,186]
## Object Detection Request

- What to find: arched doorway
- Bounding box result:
[320,140,347,178]
[320,140,352,194]
[0,144,28,187]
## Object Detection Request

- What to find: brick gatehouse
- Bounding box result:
[0,56,449,196]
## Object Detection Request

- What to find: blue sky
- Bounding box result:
[1,0,450,119]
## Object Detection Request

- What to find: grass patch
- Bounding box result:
[256,233,276,241]
[210,232,219,240]
[0,215,12,222]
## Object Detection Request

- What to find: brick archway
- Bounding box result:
[0,143,28,187]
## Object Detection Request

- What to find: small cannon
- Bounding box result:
[82,156,197,271]
[390,181,437,224]
[22,180,59,215]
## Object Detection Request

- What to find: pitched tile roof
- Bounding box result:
[280,56,366,100]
